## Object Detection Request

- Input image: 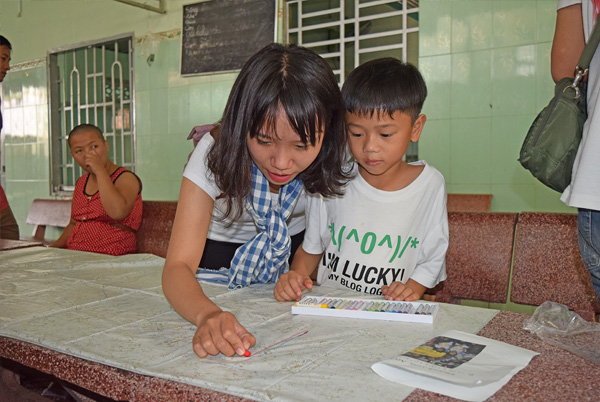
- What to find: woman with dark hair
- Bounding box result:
[162,43,350,358]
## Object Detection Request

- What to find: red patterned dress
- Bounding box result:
[67,167,142,256]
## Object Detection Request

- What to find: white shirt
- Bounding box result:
[183,134,306,243]
[303,162,448,295]
[558,0,600,210]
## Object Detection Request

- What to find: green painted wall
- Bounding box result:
[418,0,573,214]
[0,0,574,240]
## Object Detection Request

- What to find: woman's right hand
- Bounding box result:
[274,270,313,301]
[193,310,256,358]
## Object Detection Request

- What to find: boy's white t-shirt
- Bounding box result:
[303,161,448,296]
[183,133,306,243]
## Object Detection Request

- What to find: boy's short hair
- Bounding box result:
[342,58,427,122]
[68,124,104,144]
[0,35,12,50]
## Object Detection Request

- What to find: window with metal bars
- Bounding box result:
[47,34,135,195]
[286,0,419,160]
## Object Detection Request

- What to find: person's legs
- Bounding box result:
[0,205,20,240]
[577,208,600,300]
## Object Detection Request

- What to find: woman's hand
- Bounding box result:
[192,310,256,358]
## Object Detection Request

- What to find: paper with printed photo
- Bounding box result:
[372,330,538,402]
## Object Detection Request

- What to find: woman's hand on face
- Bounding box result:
[192,311,256,358]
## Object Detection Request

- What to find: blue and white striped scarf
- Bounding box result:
[196,163,302,289]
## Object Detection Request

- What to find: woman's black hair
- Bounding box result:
[207,43,349,221]
[342,58,427,122]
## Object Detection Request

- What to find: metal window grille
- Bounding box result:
[286,0,419,84]
[286,0,419,160]
[47,34,135,195]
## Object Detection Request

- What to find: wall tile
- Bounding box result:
[210,80,234,118]
[446,182,492,195]
[535,42,554,110]
[490,183,535,212]
[491,45,536,116]
[36,104,49,142]
[189,82,215,125]
[491,115,536,185]
[451,0,492,53]
[418,118,451,178]
[135,89,150,138]
[23,105,38,143]
[420,55,451,120]
[7,107,24,142]
[148,88,168,136]
[167,85,190,136]
[537,0,558,43]
[492,0,537,48]
[451,50,492,119]
[450,117,491,185]
[419,0,452,57]
[534,184,575,212]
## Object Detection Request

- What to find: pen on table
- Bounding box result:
[416,304,424,314]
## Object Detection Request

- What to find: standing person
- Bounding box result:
[0,35,19,240]
[274,58,448,303]
[553,0,600,299]
[162,43,349,358]
[50,124,142,255]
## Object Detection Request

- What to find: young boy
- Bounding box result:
[274,58,448,302]
[51,124,142,255]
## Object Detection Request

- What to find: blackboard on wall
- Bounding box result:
[181,0,276,75]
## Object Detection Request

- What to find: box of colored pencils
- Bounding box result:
[291,297,438,324]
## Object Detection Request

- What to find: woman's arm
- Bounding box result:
[162,177,255,357]
[49,218,76,248]
[551,3,585,82]
[98,170,140,220]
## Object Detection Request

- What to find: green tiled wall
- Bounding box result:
[1,0,575,240]
[419,0,574,214]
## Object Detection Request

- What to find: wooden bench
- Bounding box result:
[24,198,71,243]
[136,201,178,258]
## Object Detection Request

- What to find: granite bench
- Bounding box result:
[136,200,178,258]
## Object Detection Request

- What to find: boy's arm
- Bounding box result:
[274,245,322,301]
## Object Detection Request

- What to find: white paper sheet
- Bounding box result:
[371,330,538,402]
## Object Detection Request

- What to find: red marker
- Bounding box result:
[243,350,251,357]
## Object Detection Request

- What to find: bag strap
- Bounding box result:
[578,21,600,69]
[567,21,600,98]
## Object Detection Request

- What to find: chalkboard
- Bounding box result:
[181,0,276,75]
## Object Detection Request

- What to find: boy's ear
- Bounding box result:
[410,114,426,143]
